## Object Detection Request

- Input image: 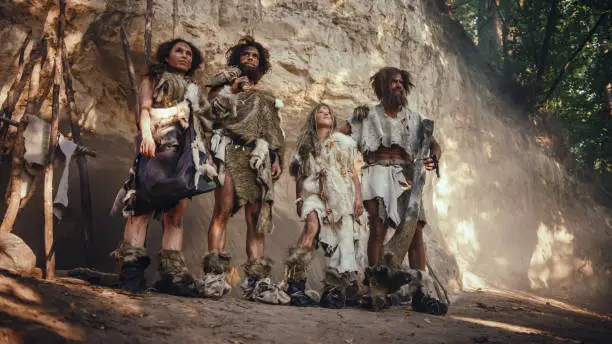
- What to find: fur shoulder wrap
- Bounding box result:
[206,66,242,88]
[348,104,425,160]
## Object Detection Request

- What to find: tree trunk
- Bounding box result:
[0,31,34,147]
[44,0,66,280]
[477,0,502,65]
[535,0,559,93]
[606,83,612,117]
[144,0,153,66]
[120,27,140,129]
[0,40,47,233]
[173,0,179,39]
[62,43,95,267]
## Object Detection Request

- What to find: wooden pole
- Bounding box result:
[0,39,47,233]
[61,43,95,267]
[0,31,33,146]
[144,0,153,66]
[120,27,140,128]
[172,0,179,39]
[44,0,66,280]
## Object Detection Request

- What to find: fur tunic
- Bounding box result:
[348,104,428,227]
[208,68,286,234]
[348,104,424,161]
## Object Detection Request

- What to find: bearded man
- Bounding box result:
[200,36,288,303]
[339,67,448,315]
[284,103,368,309]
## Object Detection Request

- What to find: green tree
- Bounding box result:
[446,0,611,193]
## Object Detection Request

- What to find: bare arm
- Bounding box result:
[139,78,155,157]
[423,136,442,171]
[139,78,153,135]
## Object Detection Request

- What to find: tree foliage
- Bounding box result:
[446,0,611,190]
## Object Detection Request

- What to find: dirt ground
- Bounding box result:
[1,270,610,344]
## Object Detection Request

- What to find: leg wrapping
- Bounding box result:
[199,250,233,298]
[110,241,150,293]
[283,246,313,283]
[154,250,199,297]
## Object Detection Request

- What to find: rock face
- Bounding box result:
[1,0,610,303]
[0,232,36,276]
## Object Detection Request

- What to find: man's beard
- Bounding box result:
[239,63,264,84]
[381,89,407,110]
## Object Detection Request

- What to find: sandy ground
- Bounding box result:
[1,270,610,344]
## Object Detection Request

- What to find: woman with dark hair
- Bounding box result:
[283,103,367,309]
[110,39,216,297]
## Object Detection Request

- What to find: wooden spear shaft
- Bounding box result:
[61,42,95,267]
[120,27,140,128]
[44,0,66,280]
[144,0,153,66]
[0,31,33,145]
[173,0,178,39]
[0,39,47,233]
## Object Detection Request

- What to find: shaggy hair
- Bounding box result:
[146,38,203,79]
[291,103,337,180]
[226,36,271,84]
[370,67,414,109]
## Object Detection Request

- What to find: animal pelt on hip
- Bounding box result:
[210,87,286,166]
[226,146,273,209]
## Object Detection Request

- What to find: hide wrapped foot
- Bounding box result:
[320,284,346,309]
[284,247,317,306]
[154,250,199,297]
[286,280,319,307]
[411,289,448,316]
[110,241,150,293]
[242,257,290,305]
[362,264,413,311]
[320,270,353,309]
[345,281,362,307]
[199,250,233,298]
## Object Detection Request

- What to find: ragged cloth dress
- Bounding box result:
[293,132,367,278]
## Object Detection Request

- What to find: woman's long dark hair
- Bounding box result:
[290,103,337,180]
[145,38,203,80]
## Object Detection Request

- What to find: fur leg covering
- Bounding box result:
[320,269,354,309]
[284,247,319,307]
[284,246,313,283]
[154,250,199,297]
[363,252,448,315]
[199,250,233,298]
[242,257,290,305]
[110,241,150,293]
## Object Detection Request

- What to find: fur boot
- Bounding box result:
[200,250,233,298]
[284,246,318,306]
[320,269,353,309]
[363,252,448,314]
[110,241,150,293]
[154,250,199,297]
[242,257,290,305]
